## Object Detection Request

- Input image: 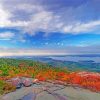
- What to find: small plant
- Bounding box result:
[0,80,16,95]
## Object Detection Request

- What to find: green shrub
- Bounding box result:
[0,80,16,95]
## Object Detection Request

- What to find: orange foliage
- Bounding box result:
[0,65,100,92]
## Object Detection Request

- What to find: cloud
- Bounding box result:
[0,48,67,56]
[62,20,100,33]
[0,4,28,28]
[0,0,100,35]
[0,32,14,40]
[0,45,99,56]
[0,5,11,27]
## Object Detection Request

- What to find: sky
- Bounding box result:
[0,0,100,56]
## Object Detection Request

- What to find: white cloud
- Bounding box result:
[0,0,100,35]
[0,45,100,56]
[0,32,14,40]
[62,20,100,33]
[0,4,28,28]
[0,48,67,56]
[22,11,61,34]
[0,5,11,27]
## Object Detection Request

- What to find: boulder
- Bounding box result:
[22,78,32,87]
[11,77,22,89]
[33,79,39,84]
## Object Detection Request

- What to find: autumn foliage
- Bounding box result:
[0,60,100,93]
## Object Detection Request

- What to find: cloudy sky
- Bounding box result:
[0,0,100,56]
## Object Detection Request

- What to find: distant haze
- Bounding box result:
[50,56,100,63]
